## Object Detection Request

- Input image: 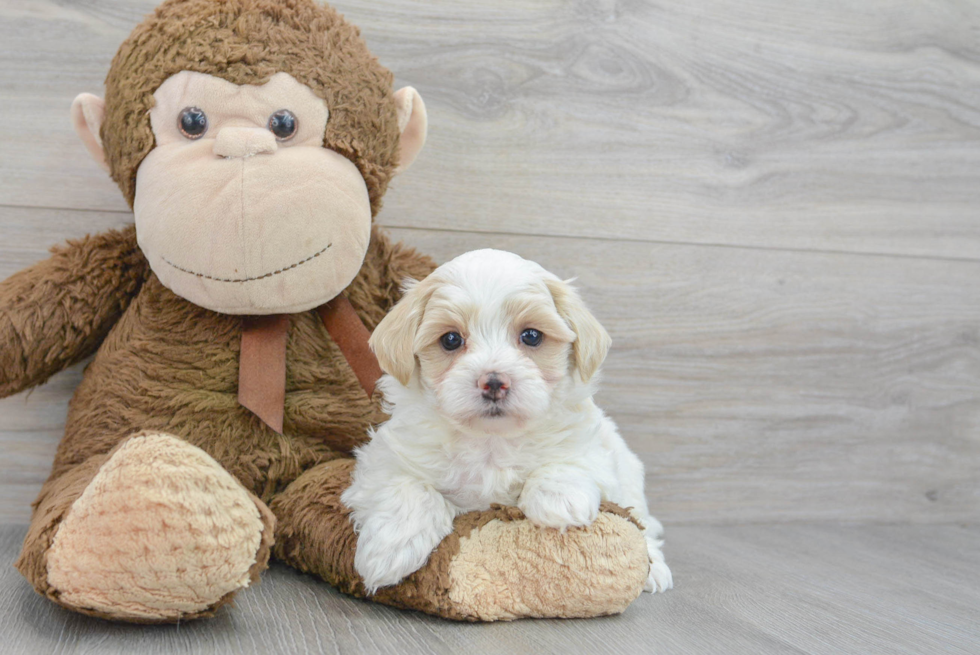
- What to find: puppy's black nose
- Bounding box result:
[479,372,510,401]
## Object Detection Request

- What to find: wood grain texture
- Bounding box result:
[2,216,978,525]
[1,0,979,258]
[1,523,978,655]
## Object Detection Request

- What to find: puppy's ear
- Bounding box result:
[370,276,437,385]
[546,278,611,382]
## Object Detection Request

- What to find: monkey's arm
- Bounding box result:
[0,224,147,398]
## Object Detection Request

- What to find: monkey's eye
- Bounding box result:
[520,329,543,347]
[177,107,208,139]
[268,109,298,141]
[440,332,464,352]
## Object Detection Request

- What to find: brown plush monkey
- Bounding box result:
[2,0,649,623]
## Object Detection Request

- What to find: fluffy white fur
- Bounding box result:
[342,249,673,594]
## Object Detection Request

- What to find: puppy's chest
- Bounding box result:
[438,443,528,511]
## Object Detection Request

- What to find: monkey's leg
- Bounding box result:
[271,458,650,621]
[16,432,274,622]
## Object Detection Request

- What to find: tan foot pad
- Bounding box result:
[46,432,266,621]
[445,510,650,621]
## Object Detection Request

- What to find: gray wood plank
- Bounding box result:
[393,228,980,526]
[2,0,980,259]
[1,523,977,655]
[2,214,978,525]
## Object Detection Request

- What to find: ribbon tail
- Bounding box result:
[238,314,290,434]
[317,295,383,398]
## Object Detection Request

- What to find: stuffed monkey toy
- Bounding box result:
[2,0,650,622]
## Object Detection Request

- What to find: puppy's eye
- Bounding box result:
[440,332,464,351]
[177,107,208,139]
[268,109,298,141]
[520,328,543,347]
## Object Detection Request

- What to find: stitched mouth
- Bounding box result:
[161,243,332,283]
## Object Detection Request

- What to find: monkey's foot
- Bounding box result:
[273,459,651,621]
[44,432,274,622]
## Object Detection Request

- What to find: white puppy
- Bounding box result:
[342,249,672,594]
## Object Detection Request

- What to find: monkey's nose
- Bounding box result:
[479,372,511,402]
[213,127,278,158]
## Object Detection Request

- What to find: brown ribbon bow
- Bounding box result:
[237,295,383,434]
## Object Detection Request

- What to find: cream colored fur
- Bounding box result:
[46,433,266,621]
[135,71,370,314]
[70,93,109,173]
[343,249,673,594]
[393,87,426,173]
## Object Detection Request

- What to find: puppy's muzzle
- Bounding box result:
[479,372,510,402]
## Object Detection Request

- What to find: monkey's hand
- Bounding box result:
[0,224,147,398]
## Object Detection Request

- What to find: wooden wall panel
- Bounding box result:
[2,215,977,524]
[1,1,979,258]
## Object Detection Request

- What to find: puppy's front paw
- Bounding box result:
[353,519,450,594]
[646,559,673,593]
[518,478,601,530]
[645,541,673,593]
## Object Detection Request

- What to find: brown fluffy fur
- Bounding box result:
[7,223,436,620]
[0,226,147,398]
[103,0,401,214]
[45,225,431,492]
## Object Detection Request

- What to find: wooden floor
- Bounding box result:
[0,0,978,653]
[2,523,978,655]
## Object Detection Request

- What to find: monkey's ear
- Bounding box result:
[393,87,427,174]
[71,93,110,173]
[369,276,437,385]
[545,278,612,383]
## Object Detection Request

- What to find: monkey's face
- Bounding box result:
[133,71,371,314]
[70,0,428,315]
